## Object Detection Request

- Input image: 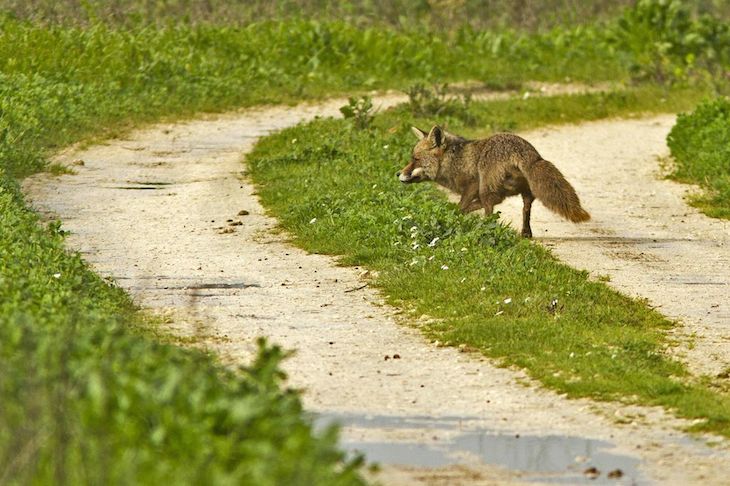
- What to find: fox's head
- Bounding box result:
[397,125,447,184]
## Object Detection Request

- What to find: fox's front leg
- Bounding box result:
[461,198,483,213]
[458,184,480,213]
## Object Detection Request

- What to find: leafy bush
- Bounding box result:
[667,97,730,218]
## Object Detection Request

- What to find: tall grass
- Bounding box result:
[0,0,637,29]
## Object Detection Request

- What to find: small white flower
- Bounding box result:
[372,184,378,189]
[440,265,449,270]
[569,352,575,358]
[291,138,298,144]
[428,255,435,261]
[460,277,466,283]
[383,144,389,149]
[503,298,512,304]
[522,92,531,100]
[480,286,486,291]
[428,237,440,247]
[410,226,418,233]
[409,259,418,266]
[461,247,468,252]
[402,215,412,220]
[412,243,420,250]
[309,218,317,224]
[53,273,61,279]
[495,310,504,316]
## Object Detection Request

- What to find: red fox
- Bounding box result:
[398,125,590,238]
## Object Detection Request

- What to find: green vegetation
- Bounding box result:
[2,0,730,481]
[667,97,730,219]
[246,88,730,437]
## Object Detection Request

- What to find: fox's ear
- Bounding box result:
[428,125,443,147]
[411,126,427,140]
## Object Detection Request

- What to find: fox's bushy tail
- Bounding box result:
[520,159,590,223]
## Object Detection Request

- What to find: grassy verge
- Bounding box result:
[246,86,730,437]
[667,97,730,219]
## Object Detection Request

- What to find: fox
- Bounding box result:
[397,125,590,238]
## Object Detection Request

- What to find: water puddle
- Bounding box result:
[314,413,642,484]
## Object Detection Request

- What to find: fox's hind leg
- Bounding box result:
[521,190,535,238]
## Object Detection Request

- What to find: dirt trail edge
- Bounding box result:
[23,93,730,485]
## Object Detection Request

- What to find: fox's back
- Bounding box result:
[470,133,542,169]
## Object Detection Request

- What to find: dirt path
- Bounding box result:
[23,94,730,485]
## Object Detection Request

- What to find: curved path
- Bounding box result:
[23,93,730,485]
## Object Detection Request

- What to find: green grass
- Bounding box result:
[667,96,730,219]
[246,87,730,437]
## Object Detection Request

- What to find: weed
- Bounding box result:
[340,96,374,130]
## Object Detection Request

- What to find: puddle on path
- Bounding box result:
[314,413,642,484]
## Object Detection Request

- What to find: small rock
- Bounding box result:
[238,210,250,216]
[218,228,234,234]
[607,469,624,479]
[384,355,390,361]
[583,467,600,479]
[72,159,85,166]
[393,354,401,359]
[228,221,243,226]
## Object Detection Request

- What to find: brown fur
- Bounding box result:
[398,125,590,238]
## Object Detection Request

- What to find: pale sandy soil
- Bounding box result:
[22,90,730,485]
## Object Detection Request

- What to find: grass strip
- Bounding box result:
[246,86,730,437]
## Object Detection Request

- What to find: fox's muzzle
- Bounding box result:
[398,162,424,183]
